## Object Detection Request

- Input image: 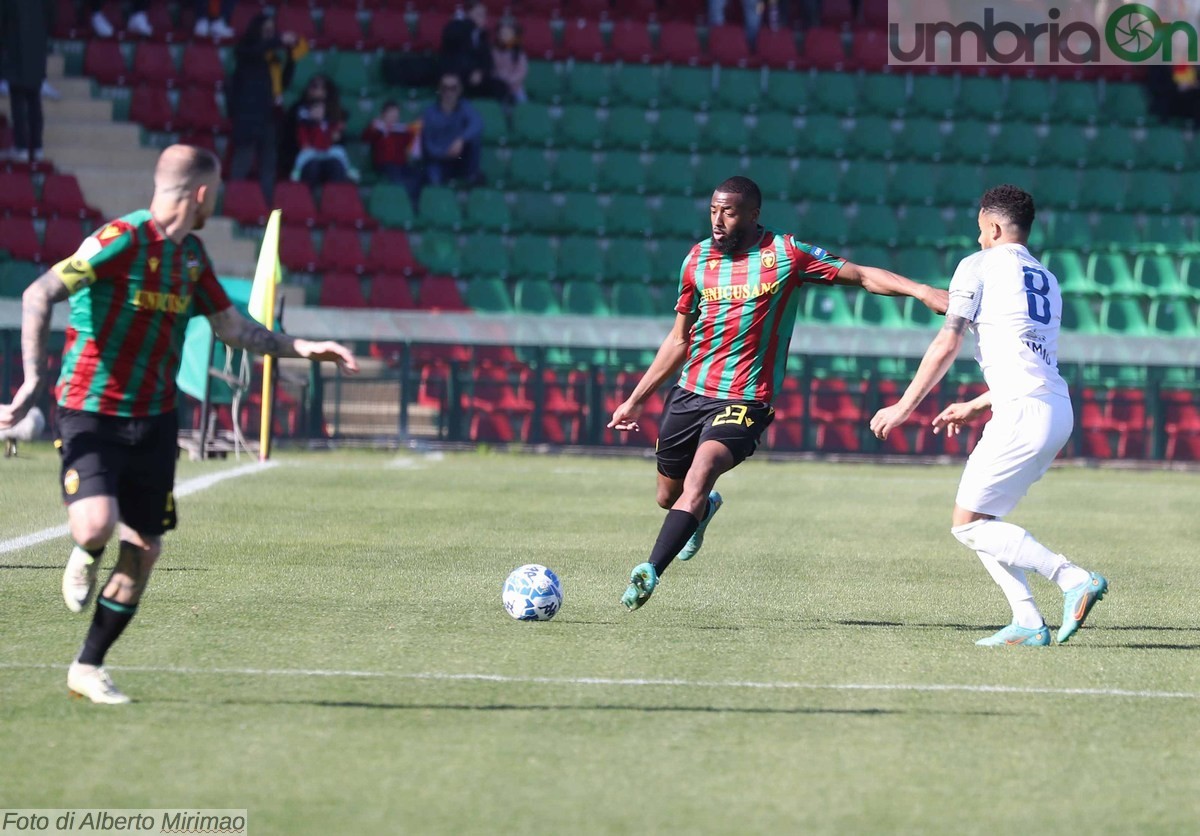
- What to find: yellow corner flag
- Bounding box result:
[249,210,282,461]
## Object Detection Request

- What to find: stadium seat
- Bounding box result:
[800,28,847,71]
[1060,295,1101,333]
[272,182,319,227]
[611,21,655,64]
[1040,124,1090,167]
[798,114,845,157]
[275,5,317,42]
[476,99,509,146]
[505,148,550,192]
[934,164,985,208]
[560,193,606,236]
[84,41,129,86]
[461,234,510,281]
[1078,169,1128,213]
[788,157,839,202]
[611,64,661,109]
[605,194,654,239]
[858,74,907,119]
[655,195,706,240]
[763,70,808,113]
[1134,254,1188,298]
[557,236,605,282]
[756,28,799,69]
[894,118,944,162]
[463,189,512,234]
[943,120,993,165]
[714,67,763,112]
[322,8,365,50]
[180,43,225,89]
[604,107,654,152]
[706,110,751,154]
[1099,296,1151,336]
[558,106,604,151]
[0,172,38,216]
[596,151,647,195]
[840,160,890,204]
[1140,215,1194,256]
[319,183,374,229]
[0,260,41,298]
[845,115,894,160]
[562,20,607,62]
[1147,126,1190,171]
[1043,250,1093,296]
[563,279,612,316]
[513,277,561,315]
[221,180,269,227]
[174,87,228,134]
[850,29,889,72]
[465,276,514,313]
[319,272,368,308]
[510,234,557,279]
[645,153,697,197]
[804,284,855,325]
[652,108,703,153]
[370,275,416,310]
[1124,171,1176,214]
[1149,297,1198,337]
[364,229,420,276]
[563,63,611,107]
[1006,78,1054,122]
[662,66,714,110]
[416,233,461,276]
[524,61,561,104]
[511,103,556,148]
[417,275,468,311]
[886,162,937,206]
[898,207,948,248]
[808,70,856,115]
[132,42,174,86]
[606,239,655,284]
[551,150,598,193]
[278,225,318,273]
[416,187,461,231]
[851,204,900,247]
[40,174,96,221]
[855,293,905,328]
[611,281,658,317]
[42,217,85,263]
[1088,253,1140,296]
[808,377,864,452]
[908,75,956,120]
[956,77,1004,122]
[1092,212,1141,252]
[367,184,414,229]
[987,123,1040,166]
[753,112,800,157]
[128,85,174,131]
[1103,83,1150,126]
[1089,126,1139,170]
[317,228,367,274]
[521,16,558,61]
[658,22,704,65]
[745,157,795,201]
[708,25,755,69]
[1035,167,1081,211]
[1055,81,1099,124]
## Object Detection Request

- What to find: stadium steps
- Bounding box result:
[32,54,257,279]
[317,361,440,437]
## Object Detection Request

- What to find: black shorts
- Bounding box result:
[655,386,775,480]
[57,408,179,535]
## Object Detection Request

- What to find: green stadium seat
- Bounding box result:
[744,157,794,201]
[1181,256,1200,297]
[1040,124,1091,167]
[655,195,707,239]
[859,73,907,118]
[605,194,655,238]
[368,184,415,229]
[1043,250,1094,295]
[416,186,461,230]
[988,123,1040,166]
[957,77,1005,122]
[326,52,377,97]
[1088,252,1141,296]
[909,75,956,119]
[476,99,509,146]
[754,112,800,157]
[1054,81,1099,124]
[1092,212,1141,252]
[845,115,894,160]
[762,199,800,231]
[645,152,696,196]
[934,164,985,208]
[843,245,889,267]
[856,293,905,328]
[464,189,511,233]
[510,234,557,278]
[653,240,693,285]
[801,201,850,247]
[511,103,555,147]
[791,157,840,202]
[886,161,937,206]
[557,236,606,282]
[1124,170,1175,213]
[693,153,744,195]
[1148,298,1198,336]
[461,234,510,280]
[662,66,714,110]
[809,72,858,116]
[1135,254,1189,298]
[417,232,461,275]
[894,118,944,162]
[0,260,39,298]
[506,147,551,191]
[513,277,561,314]
[893,247,945,284]
[764,71,809,113]
[1088,126,1139,170]
[1036,167,1081,211]
[653,107,704,153]
[1140,215,1194,255]
[714,68,763,112]
[1099,296,1151,336]
[1078,168,1128,213]
[1005,78,1054,122]
[465,276,514,312]
[512,192,562,233]
[943,120,994,165]
[851,204,900,247]
[554,149,600,193]
[606,238,655,283]
[611,64,661,109]
[1060,294,1101,333]
[1102,83,1149,126]
[483,146,508,183]
[1045,211,1090,250]
[899,206,948,248]
[840,160,890,204]
[597,150,647,194]
[799,114,846,158]
[524,61,561,104]
[605,107,654,151]
[562,279,612,316]
[1145,126,1189,170]
[804,284,855,325]
[706,109,752,154]
[980,163,1036,195]
[903,294,941,329]
[611,281,659,317]
[564,62,612,106]
[557,105,603,150]
[560,193,606,236]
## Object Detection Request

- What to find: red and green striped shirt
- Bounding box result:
[54,209,232,417]
[675,228,845,403]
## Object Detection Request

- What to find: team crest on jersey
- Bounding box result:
[98,224,122,241]
[186,254,201,281]
[64,469,80,496]
[761,250,776,269]
[707,258,720,270]
[148,256,160,273]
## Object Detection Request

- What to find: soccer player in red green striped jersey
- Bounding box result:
[609,176,948,611]
[0,145,359,703]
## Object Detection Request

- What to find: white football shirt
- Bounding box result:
[946,243,1069,403]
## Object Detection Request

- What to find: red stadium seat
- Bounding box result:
[321,8,364,49]
[42,217,86,263]
[658,21,704,64]
[1107,388,1149,458]
[465,364,534,419]
[221,180,270,226]
[707,24,756,68]
[522,17,558,61]
[471,411,526,443]
[562,20,607,61]
[52,0,79,38]
[318,272,368,307]
[413,11,451,51]
[131,42,176,86]
[370,275,417,309]
[809,378,864,452]
[801,27,847,70]
[0,217,42,261]
[174,87,229,134]
[317,227,367,274]
[128,84,174,131]
[272,182,319,227]
[366,9,410,50]
[756,28,799,68]
[611,21,654,62]
[275,6,317,42]
[612,0,659,20]
[318,182,375,229]
[520,0,563,17]
[83,41,129,86]
[0,172,39,216]
[365,229,420,276]
[41,174,98,221]
[656,0,706,21]
[850,29,890,71]
[821,0,856,26]
[862,0,889,28]
[180,43,226,89]
[278,224,318,272]
[572,0,612,19]
[1163,390,1200,461]
[417,275,468,311]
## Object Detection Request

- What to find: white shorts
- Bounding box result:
[955,394,1073,518]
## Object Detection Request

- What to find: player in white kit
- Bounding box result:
[869,185,1108,646]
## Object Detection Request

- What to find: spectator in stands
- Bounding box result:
[90,0,153,38]
[290,98,357,185]
[0,0,53,163]
[194,0,236,39]
[709,0,761,43]
[491,22,528,104]
[363,101,419,182]
[1147,64,1200,127]
[228,12,304,201]
[440,2,508,100]
[419,73,484,187]
[280,74,343,184]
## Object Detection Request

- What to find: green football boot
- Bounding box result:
[975,623,1052,647]
[1057,572,1108,644]
[621,562,658,611]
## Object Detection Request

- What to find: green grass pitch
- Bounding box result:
[2,447,1198,834]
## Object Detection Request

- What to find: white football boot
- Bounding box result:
[62,546,100,613]
[67,662,131,704]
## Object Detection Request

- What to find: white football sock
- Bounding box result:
[952,519,1082,583]
[975,553,1043,629]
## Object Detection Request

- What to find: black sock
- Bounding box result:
[85,546,104,560]
[77,596,138,666]
[649,509,701,576]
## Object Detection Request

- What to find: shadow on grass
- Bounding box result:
[834,619,1002,632]
[0,565,208,571]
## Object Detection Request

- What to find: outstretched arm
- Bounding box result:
[834,261,948,314]
[0,270,70,429]
[608,310,697,431]
[869,314,970,440]
[207,307,359,373]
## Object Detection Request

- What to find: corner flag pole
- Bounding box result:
[249,209,282,462]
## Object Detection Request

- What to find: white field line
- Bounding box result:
[0,461,280,556]
[0,663,1194,701]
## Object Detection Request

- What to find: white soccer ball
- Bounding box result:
[502,564,563,621]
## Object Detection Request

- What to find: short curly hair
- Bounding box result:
[979,184,1035,233]
[714,176,762,210]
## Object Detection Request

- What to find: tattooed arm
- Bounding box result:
[0,271,70,429]
[207,307,359,373]
[869,314,971,440]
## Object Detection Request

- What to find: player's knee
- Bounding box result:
[70,519,116,551]
[951,520,986,550]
